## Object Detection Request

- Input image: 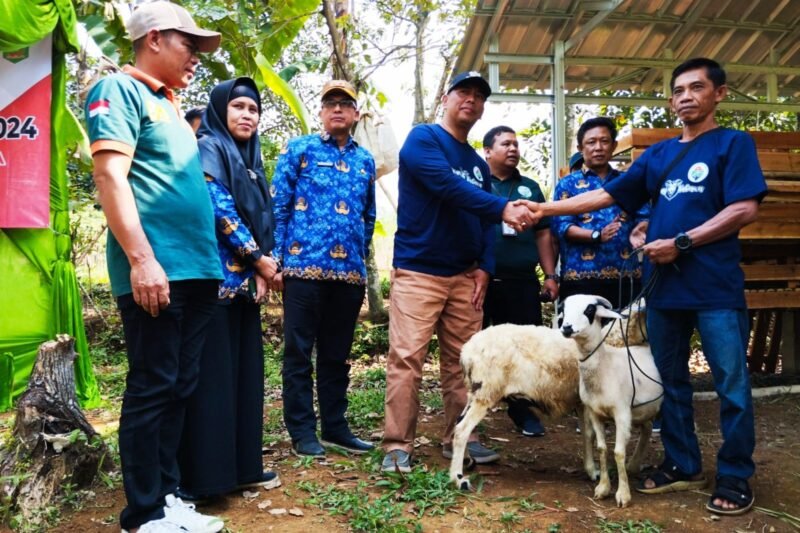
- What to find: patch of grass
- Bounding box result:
[376,468,462,518]
[301,466,463,531]
[499,510,522,526]
[597,519,663,533]
[10,505,61,533]
[299,480,415,532]
[548,524,562,533]
[262,408,285,446]
[518,494,545,512]
[350,322,390,358]
[264,342,283,388]
[347,388,385,432]
[291,455,315,469]
[351,367,386,389]
[420,390,443,411]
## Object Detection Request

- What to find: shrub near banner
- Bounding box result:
[0,0,99,411]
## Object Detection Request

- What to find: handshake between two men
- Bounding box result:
[501,196,679,266]
[500,199,544,232]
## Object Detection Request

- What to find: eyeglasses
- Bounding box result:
[322,99,357,110]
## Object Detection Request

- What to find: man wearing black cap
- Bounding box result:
[86,2,224,531]
[381,71,535,472]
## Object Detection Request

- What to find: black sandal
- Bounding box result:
[636,464,707,495]
[706,476,754,516]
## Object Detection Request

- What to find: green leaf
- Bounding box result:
[255,53,311,134]
[258,0,320,64]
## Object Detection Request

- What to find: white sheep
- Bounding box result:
[448,324,597,490]
[559,294,662,508]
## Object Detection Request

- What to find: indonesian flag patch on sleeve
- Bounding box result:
[88,99,110,117]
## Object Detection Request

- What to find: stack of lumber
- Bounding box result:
[615,128,800,375]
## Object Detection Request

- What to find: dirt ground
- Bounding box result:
[34,392,798,533]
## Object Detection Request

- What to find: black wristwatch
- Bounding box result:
[544,274,559,281]
[674,232,693,253]
[591,230,601,243]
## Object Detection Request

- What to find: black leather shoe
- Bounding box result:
[174,487,212,505]
[321,435,375,455]
[292,439,326,457]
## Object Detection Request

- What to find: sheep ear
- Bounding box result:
[595,306,624,320]
[595,296,614,310]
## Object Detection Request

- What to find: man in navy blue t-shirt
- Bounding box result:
[381,72,536,473]
[526,58,766,515]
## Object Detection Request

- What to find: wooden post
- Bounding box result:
[782,311,799,376]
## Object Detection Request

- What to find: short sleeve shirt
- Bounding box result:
[491,171,549,279]
[604,128,767,309]
[85,68,221,296]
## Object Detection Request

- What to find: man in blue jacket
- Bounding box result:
[381,72,535,472]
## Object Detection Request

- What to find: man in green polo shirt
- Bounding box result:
[86,2,224,532]
[482,125,559,437]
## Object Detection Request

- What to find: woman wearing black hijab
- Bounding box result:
[177,77,280,501]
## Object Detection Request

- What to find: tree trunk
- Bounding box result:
[322,0,355,82]
[322,0,386,319]
[366,243,388,322]
[0,335,109,529]
[412,11,430,125]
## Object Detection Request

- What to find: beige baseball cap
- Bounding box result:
[127,1,221,53]
[321,80,357,101]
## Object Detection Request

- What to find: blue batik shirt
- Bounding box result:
[272,132,376,285]
[205,176,262,299]
[553,167,650,282]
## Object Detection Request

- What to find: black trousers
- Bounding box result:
[282,278,365,443]
[178,296,265,495]
[483,278,543,329]
[117,279,218,530]
[483,278,543,428]
[559,278,643,310]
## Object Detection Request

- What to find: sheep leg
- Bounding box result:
[590,412,611,500]
[626,420,652,475]
[613,413,632,508]
[579,406,598,481]
[449,399,490,491]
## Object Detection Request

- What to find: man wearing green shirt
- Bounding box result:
[482,125,559,437]
[86,3,224,532]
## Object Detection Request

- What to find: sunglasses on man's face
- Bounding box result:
[322,99,357,110]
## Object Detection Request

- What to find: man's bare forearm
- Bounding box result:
[541,188,615,217]
[686,199,758,247]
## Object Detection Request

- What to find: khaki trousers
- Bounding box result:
[383,268,482,454]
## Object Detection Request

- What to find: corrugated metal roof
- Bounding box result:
[457,0,800,98]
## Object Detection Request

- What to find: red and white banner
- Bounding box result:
[0,34,52,228]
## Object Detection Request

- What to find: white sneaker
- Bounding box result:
[121,517,186,533]
[163,493,224,533]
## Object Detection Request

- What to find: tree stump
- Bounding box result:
[0,335,109,528]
